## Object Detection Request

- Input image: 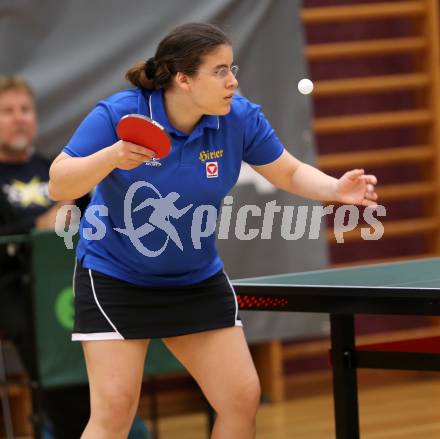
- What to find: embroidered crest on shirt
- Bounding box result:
[206,161,219,178]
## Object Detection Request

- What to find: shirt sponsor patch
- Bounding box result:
[206,161,218,178]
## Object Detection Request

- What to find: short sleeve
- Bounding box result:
[243,105,285,166]
[63,103,117,158]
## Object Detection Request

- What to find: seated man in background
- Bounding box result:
[0,75,150,439]
[0,75,91,439]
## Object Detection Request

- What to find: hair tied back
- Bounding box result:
[145,58,157,80]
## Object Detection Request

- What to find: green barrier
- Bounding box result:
[0,234,31,245]
[30,230,184,388]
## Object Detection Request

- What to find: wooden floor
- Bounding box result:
[157,377,440,438]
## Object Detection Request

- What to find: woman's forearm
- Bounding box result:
[49,140,155,201]
[290,162,339,202]
[49,147,116,200]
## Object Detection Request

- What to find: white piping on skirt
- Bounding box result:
[224,272,243,327]
[88,269,124,339]
[72,332,123,341]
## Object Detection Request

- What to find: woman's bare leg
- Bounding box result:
[163,327,260,439]
[80,339,148,439]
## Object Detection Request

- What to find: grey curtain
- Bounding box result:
[1,0,329,341]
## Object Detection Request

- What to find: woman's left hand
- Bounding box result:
[335,169,378,206]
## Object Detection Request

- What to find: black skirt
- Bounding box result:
[72,261,242,341]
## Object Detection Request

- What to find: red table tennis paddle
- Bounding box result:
[116,114,172,159]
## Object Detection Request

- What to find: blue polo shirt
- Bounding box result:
[63,88,284,286]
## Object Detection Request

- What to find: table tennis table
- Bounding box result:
[233,257,440,439]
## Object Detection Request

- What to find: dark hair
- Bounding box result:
[126,22,231,90]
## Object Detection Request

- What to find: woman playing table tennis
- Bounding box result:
[49,22,377,439]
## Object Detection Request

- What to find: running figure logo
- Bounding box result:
[114,181,193,257]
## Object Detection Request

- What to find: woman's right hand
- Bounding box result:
[107,140,156,170]
[48,141,157,201]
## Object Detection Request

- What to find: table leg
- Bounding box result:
[330,314,359,439]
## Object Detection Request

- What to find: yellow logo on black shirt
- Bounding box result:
[199,149,224,163]
[3,177,50,208]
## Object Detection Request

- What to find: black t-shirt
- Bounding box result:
[0,154,54,231]
[0,154,90,275]
[0,154,53,274]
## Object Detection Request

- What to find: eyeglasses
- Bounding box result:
[199,65,239,80]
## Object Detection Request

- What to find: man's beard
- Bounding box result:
[2,135,31,152]
[8,136,29,152]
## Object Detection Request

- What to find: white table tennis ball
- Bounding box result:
[298,78,314,95]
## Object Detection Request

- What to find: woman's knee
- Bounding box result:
[90,388,138,431]
[215,375,261,418]
[241,375,261,415]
